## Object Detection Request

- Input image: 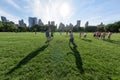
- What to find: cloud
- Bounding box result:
[24,0,75,25]
[102,14,120,24]
[74,0,120,26]
[0,7,20,24]
[7,0,21,9]
[1,0,120,26]
[81,13,120,26]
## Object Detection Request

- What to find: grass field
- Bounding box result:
[0,32,120,80]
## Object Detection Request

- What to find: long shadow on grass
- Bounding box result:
[104,39,120,45]
[82,39,92,42]
[6,44,48,74]
[68,43,84,74]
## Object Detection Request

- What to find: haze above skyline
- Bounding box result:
[0,0,120,26]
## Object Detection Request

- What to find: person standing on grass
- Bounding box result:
[66,31,68,36]
[101,32,106,40]
[98,32,101,39]
[34,28,37,35]
[51,30,54,38]
[45,29,50,44]
[69,30,77,47]
[93,32,96,37]
[95,31,99,39]
[79,32,82,38]
[51,31,53,37]
[108,31,112,40]
[83,32,87,39]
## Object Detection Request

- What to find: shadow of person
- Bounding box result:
[104,39,120,45]
[69,44,84,74]
[82,39,92,42]
[6,44,48,74]
[69,39,77,48]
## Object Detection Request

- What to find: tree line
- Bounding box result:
[0,21,120,32]
[84,21,120,32]
[0,21,57,32]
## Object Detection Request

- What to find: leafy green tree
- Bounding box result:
[2,22,17,32]
[96,26,105,32]
[105,21,120,32]
[18,26,28,32]
[85,26,97,32]
[0,21,3,31]
[49,25,57,32]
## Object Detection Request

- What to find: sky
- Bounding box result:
[0,0,120,26]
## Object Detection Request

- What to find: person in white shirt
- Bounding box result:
[108,32,112,40]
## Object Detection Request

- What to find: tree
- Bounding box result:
[49,25,57,32]
[85,26,97,32]
[2,22,17,32]
[105,24,117,32]
[0,21,3,31]
[105,21,120,32]
[96,26,105,32]
[18,26,28,32]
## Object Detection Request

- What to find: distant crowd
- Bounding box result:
[79,31,112,40]
[44,28,112,45]
[93,31,112,40]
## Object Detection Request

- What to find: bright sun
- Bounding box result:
[60,3,70,17]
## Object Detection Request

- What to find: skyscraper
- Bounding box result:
[48,21,50,26]
[38,19,43,26]
[19,19,26,27]
[85,21,89,27]
[28,17,37,27]
[98,22,104,27]
[1,16,8,22]
[51,21,55,26]
[76,20,81,27]
[48,21,55,26]
[59,22,65,31]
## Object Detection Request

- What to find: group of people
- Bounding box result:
[45,29,112,45]
[79,31,112,40]
[93,31,112,40]
[68,31,113,46]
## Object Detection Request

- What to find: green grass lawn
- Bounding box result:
[0,32,120,80]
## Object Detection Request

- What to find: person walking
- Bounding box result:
[69,30,77,47]
[45,29,50,44]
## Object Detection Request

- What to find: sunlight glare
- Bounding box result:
[60,3,70,17]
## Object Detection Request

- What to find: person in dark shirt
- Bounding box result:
[69,30,77,48]
[45,29,50,44]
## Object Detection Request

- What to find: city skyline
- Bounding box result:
[0,0,120,26]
